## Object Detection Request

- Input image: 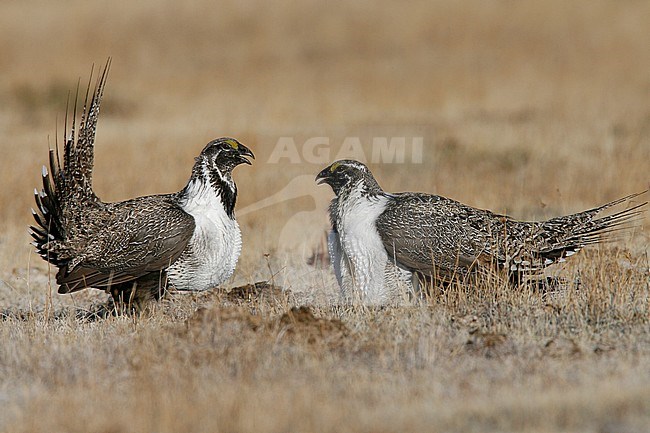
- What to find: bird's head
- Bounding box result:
[197,137,255,175]
[316,160,382,197]
[186,137,254,217]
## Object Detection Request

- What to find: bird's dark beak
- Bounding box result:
[316,167,331,185]
[236,144,255,165]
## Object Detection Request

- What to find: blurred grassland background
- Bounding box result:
[0,0,649,432]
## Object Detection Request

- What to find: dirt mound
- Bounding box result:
[186,305,263,334]
[185,305,350,349]
[275,306,349,346]
[225,281,289,304]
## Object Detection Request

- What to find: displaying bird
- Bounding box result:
[31,61,254,310]
[316,160,647,304]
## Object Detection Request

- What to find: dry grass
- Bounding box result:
[0,0,649,431]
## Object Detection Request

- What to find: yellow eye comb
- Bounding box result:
[225,138,239,150]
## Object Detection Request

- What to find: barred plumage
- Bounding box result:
[317,160,647,304]
[30,61,254,309]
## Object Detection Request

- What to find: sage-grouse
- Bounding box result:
[317,160,646,304]
[31,63,254,308]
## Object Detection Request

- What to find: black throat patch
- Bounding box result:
[209,168,237,219]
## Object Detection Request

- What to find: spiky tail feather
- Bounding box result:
[536,190,647,265]
[505,191,647,274]
[30,59,111,266]
[556,190,647,244]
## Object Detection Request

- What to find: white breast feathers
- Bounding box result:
[168,180,241,291]
[334,190,400,304]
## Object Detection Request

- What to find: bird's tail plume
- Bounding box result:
[527,191,648,269]
[30,59,111,265]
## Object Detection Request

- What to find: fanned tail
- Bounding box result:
[30,59,111,265]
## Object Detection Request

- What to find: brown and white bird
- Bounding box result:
[31,61,254,309]
[316,160,647,304]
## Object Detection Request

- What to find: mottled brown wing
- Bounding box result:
[378,191,647,277]
[376,193,497,277]
[57,198,195,293]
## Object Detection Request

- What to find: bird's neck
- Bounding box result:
[332,183,387,228]
[338,180,383,203]
[181,168,237,219]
